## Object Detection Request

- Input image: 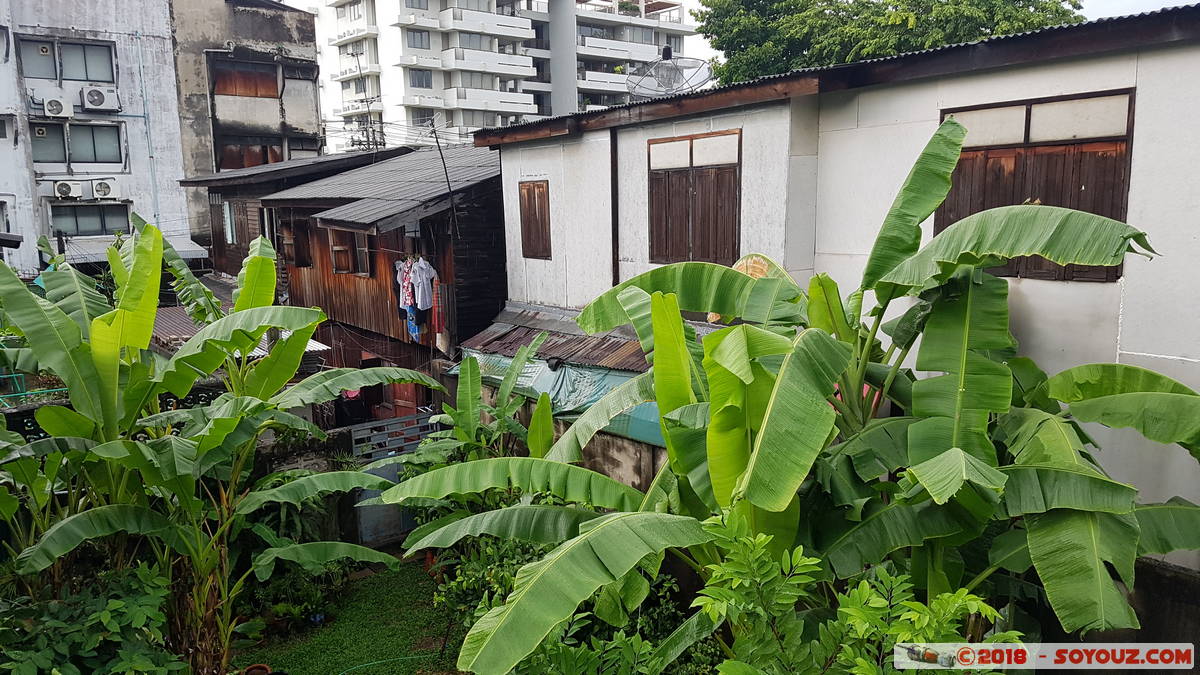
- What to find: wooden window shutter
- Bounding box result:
[648,170,670,263]
[519,180,551,259]
[688,166,740,266]
[649,169,690,263]
[1067,141,1127,281]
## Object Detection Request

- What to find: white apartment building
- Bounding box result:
[0,0,202,276]
[310,0,695,151]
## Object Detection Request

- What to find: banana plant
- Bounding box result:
[377,119,1200,674]
[0,219,446,673]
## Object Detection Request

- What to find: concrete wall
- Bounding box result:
[499,100,793,309]
[808,44,1200,567]
[169,0,319,244]
[4,0,196,275]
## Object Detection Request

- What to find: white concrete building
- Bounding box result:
[304,0,694,151]
[477,6,1200,567]
[0,0,202,275]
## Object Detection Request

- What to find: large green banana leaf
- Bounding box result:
[1026,509,1140,633]
[101,225,162,352]
[661,402,716,512]
[861,119,966,299]
[647,610,720,675]
[135,213,223,325]
[34,405,96,440]
[996,408,1093,467]
[377,457,644,511]
[1134,497,1200,555]
[233,236,277,312]
[1068,393,1200,460]
[91,438,203,516]
[455,356,483,442]
[806,274,853,343]
[242,322,320,400]
[41,265,111,337]
[881,205,1154,295]
[703,325,788,508]
[457,511,712,675]
[495,332,547,409]
[405,504,601,553]
[157,306,325,396]
[0,263,105,424]
[545,372,655,463]
[829,417,915,481]
[988,528,1033,574]
[741,329,850,512]
[909,271,1012,465]
[817,501,968,578]
[1044,363,1197,401]
[17,505,191,574]
[907,447,1007,505]
[999,465,1136,516]
[236,471,394,515]
[577,263,801,334]
[252,541,400,581]
[269,366,442,410]
[527,393,555,458]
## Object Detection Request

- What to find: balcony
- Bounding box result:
[497,1,549,19]
[575,2,693,31]
[576,35,659,61]
[578,69,627,93]
[333,100,384,116]
[441,47,535,78]
[394,13,440,30]
[522,79,552,92]
[327,0,357,6]
[331,63,382,82]
[396,53,445,69]
[329,25,380,47]
[402,93,446,108]
[439,8,534,40]
[443,87,536,114]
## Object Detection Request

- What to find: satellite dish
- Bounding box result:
[626,46,713,101]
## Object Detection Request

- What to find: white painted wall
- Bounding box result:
[3,0,198,275]
[809,45,1200,567]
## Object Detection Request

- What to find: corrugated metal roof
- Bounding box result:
[461,302,724,373]
[263,144,497,200]
[476,3,1200,140]
[179,147,411,187]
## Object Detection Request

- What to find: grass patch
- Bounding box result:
[234,562,461,675]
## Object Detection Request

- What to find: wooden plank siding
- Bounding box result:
[209,194,264,277]
[279,178,507,368]
[935,141,1129,281]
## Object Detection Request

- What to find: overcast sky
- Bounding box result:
[682,0,1187,62]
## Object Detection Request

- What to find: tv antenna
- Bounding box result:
[626,46,713,101]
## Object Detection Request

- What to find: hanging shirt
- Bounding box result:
[398,259,416,308]
[411,257,438,311]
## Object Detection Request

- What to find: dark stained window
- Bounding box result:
[936,92,1132,281]
[219,136,283,170]
[647,131,741,266]
[212,61,279,98]
[519,180,551,259]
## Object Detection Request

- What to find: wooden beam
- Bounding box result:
[579,76,818,131]
[474,116,579,147]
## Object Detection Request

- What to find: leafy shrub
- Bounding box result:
[0,565,185,675]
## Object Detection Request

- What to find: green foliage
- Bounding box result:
[0,565,186,675]
[694,0,1084,83]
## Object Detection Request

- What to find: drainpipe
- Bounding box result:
[134,31,161,223]
[610,127,619,287]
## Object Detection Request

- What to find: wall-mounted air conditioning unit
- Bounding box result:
[91,178,121,200]
[44,96,73,117]
[54,181,84,199]
[81,87,121,112]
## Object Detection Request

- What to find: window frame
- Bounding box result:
[222,202,238,246]
[406,29,431,50]
[67,123,122,164]
[18,38,115,82]
[936,89,1135,282]
[51,203,130,236]
[211,60,280,98]
[409,68,433,89]
[327,226,375,276]
[406,0,429,8]
[518,179,551,260]
[646,129,742,266]
[30,121,67,163]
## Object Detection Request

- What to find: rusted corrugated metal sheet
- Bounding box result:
[151,304,329,357]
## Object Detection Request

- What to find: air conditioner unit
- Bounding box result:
[81,87,121,112]
[92,178,121,200]
[54,181,84,199]
[44,96,73,118]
